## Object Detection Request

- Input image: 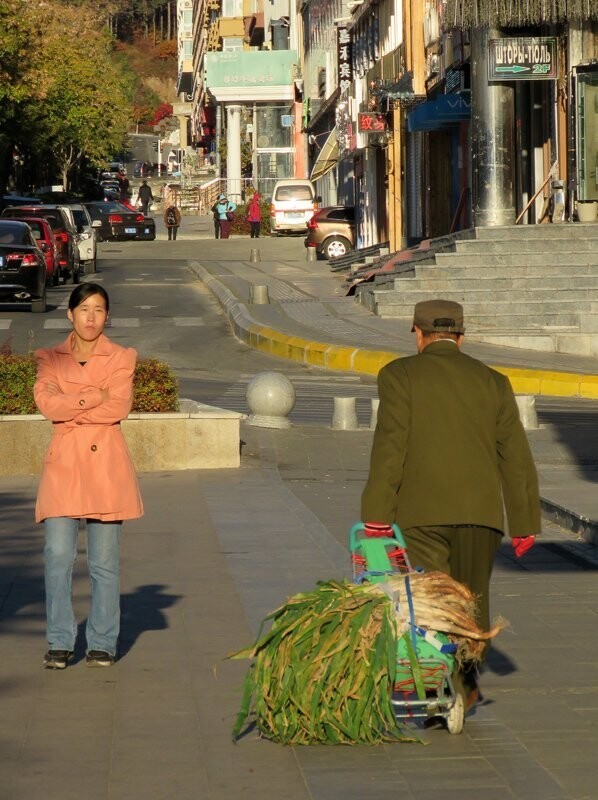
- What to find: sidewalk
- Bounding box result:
[2,221,598,799]
[113,219,598,537]
[2,423,597,800]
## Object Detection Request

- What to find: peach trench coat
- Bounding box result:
[34,334,144,523]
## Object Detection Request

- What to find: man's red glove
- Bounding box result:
[364,522,394,537]
[512,536,535,557]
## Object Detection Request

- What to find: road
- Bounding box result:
[3,239,598,427]
[0,244,379,426]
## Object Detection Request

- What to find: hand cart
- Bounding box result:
[349,522,465,734]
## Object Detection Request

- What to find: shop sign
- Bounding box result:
[358,112,388,133]
[337,26,353,94]
[488,37,557,81]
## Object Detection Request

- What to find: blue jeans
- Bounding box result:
[44,517,122,655]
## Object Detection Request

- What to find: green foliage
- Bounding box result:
[0,355,179,415]
[132,358,179,412]
[229,201,272,237]
[0,355,37,415]
[228,579,416,745]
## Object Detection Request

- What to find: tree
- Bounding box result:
[18,1,133,188]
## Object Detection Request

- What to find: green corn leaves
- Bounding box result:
[229,580,417,745]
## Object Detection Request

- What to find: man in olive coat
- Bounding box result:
[361,299,540,704]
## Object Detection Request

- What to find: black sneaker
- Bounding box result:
[43,650,73,670]
[86,650,115,668]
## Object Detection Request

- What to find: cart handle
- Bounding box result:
[349,521,407,550]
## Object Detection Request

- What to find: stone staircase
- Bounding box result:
[355,223,598,356]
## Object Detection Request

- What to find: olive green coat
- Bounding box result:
[361,341,541,537]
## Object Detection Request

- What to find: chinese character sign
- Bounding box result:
[337,26,353,94]
[358,112,388,133]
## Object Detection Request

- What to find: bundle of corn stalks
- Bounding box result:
[229,574,504,745]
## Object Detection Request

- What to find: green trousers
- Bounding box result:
[402,525,502,668]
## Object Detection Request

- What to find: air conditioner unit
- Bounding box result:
[183,0,192,7]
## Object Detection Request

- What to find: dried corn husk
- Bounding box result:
[228,574,504,745]
[363,571,506,662]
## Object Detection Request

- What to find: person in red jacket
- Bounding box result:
[247,192,262,238]
[34,283,143,670]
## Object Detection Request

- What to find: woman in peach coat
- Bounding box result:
[34,283,143,670]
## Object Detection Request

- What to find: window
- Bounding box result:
[221,0,242,17]
[221,37,243,52]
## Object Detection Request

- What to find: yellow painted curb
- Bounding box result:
[242,323,598,399]
[325,346,359,372]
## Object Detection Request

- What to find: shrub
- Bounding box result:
[132,358,179,412]
[229,200,272,237]
[0,355,179,415]
[0,355,37,414]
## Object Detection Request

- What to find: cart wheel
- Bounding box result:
[445,692,464,735]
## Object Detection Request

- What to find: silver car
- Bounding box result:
[63,204,97,274]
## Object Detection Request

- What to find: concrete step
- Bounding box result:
[375,305,583,330]
[455,238,598,254]
[433,252,598,268]
[471,223,598,240]
[372,288,598,309]
[384,275,598,292]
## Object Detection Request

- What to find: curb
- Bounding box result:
[189,262,598,397]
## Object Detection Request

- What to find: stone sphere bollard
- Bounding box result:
[246,371,296,428]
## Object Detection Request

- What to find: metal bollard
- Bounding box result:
[249,284,270,304]
[369,397,380,430]
[250,248,261,262]
[332,397,358,430]
[306,247,317,262]
[515,394,539,430]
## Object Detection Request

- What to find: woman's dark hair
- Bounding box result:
[68,283,110,312]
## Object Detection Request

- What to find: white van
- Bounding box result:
[270,179,319,234]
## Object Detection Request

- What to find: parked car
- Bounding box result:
[18,217,60,285]
[0,220,47,312]
[1,205,80,283]
[107,162,126,176]
[133,160,154,178]
[304,206,356,260]
[63,203,97,274]
[84,201,156,241]
[270,179,320,235]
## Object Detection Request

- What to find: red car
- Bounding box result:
[19,217,60,285]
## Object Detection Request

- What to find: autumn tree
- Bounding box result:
[13,0,133,190]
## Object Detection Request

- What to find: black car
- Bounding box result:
[133,160,154,178]
[0,220,47,312]
[1,205,80,283]
[84,201,155,241]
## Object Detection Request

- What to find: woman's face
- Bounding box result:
[67,293,108,343]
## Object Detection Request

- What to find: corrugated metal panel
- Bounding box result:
[407,131,423,239]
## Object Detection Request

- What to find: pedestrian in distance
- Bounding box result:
[247,192,262,238]
[361,298,540,709]
[118,173,130,202]
[214,192,236,239]
[136,179,154,215]
[34,283,144,670]
[210,199,220,239]
[164,203,181,240]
